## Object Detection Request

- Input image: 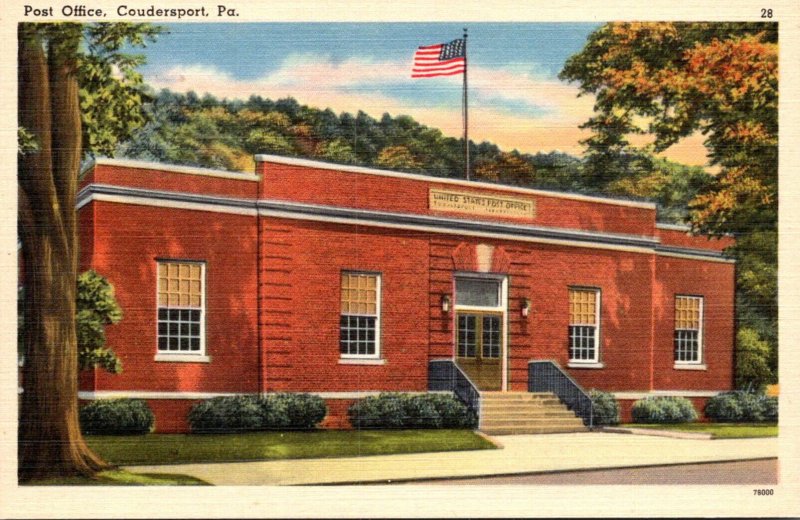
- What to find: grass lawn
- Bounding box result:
[622,423,778,439]
[24,470,209,486]
[87,429,496,466]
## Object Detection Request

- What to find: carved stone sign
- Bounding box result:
[429,188,536,219]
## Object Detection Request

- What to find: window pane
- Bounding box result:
[569,289,598,325]
[339,315,377,356]
[455,279,500,307]
[482,316,501,358]
[569,325,596,362]
[340,273,378,317]
[457,314,478,358]
[675,296,701,330]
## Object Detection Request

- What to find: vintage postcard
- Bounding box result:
[2,0,799,517]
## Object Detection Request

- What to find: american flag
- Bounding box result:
[411,39,466,78]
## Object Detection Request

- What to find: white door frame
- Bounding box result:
[453,272,508,392]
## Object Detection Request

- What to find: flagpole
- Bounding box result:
[463,27,470,181]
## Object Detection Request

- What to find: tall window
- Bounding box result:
[157,261,205,355]
[674,295,703,364]
[340,272,381,358]
[569,288,600,363]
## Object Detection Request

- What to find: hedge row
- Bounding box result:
[348,393,477,429]
[79,390,778,434]
[704,391,778,422]
[187,393,327,433]
[79,399,155,435]
[631,396,698,423]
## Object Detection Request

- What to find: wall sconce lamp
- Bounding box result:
[521,298,531,318]
[441,295,452,313]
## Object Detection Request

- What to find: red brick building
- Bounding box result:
[75,155,735,431]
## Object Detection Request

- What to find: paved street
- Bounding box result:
[127,432,778,486]
[415,458,778,485]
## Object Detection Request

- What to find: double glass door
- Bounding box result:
[454,277,504,391]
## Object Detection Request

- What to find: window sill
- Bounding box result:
[674,363,706,371]
[568,362,605,369]
[339,358,386,365]
[155,354,211,363]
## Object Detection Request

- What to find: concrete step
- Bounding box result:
[481,410,578,419]
[481,401,565,410]
[481,394,560,403]
[481,392,555,400]
[480,425,588,435]
[481,420,586,431]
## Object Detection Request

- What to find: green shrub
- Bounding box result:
[631,396,698,424]
[188,393,327,433]
[80,398,154,435]
[426,393,478,428]
[589,389,620,426]
[704,391,778,423]
[265,393,327,430]
[188,395,263,433]
[348,393,476,429]
[762,396,779,422]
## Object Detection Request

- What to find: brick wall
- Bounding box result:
[80,200,260,395]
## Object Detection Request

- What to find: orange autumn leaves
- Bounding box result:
[561,22,777,234]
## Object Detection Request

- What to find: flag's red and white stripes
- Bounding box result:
[411,43,466,78]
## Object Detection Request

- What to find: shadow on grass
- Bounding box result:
[87,429,497,466]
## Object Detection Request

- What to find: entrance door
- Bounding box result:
[454,276,506,391]
[456,312,502,391]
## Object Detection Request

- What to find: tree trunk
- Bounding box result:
[18,24,109,482]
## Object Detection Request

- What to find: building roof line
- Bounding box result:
[254,154,659,210]
[82,157,262,182]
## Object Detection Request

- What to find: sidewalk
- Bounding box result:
[125,432,778,485]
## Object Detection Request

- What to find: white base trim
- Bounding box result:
[78,390,451,400]
[614,390,723,400]
[78,391,239,400]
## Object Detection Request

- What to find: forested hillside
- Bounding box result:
[117,89,711,224]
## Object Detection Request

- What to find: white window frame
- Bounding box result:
[568,287,601,364]
[339,271,382,360]
[674,295,704,366]
[154,260,207,361]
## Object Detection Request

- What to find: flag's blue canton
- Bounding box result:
[440,39,466,60]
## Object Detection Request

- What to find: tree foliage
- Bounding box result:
[560,22,778,387]
[560,22,777,235]
[76,270,123,373]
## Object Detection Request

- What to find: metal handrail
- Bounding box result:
[528,360,594,428]
[428,359,480,418]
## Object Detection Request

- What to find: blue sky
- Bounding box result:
[139,22,707,164]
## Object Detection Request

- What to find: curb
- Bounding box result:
[599,426,713,440]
